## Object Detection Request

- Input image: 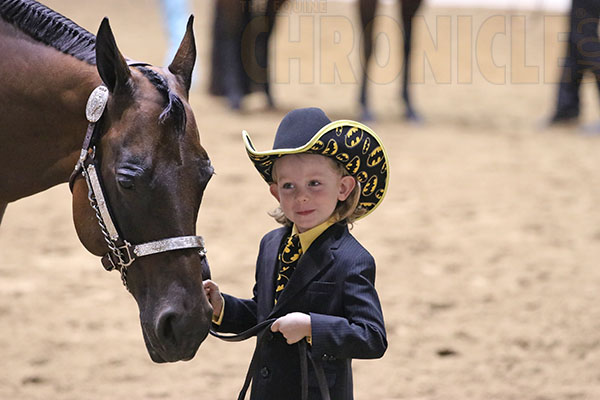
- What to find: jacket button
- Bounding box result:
[321,354,328,361]
[260,367,270,378]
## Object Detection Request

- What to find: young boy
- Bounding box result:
[203,107,388,400]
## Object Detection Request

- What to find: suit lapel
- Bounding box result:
[269,224,344,316]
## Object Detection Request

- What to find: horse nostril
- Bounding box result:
[150,301,212,361]
[156,309,178,345]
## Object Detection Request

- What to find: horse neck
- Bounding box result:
[0,20,100,201]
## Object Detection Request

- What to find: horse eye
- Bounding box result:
[116,164,145,190]
[117,174,135,190]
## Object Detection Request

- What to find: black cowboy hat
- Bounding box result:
[243,107,389,220]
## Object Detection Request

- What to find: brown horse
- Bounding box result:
[0,0,213,363]
[210,0,423,121]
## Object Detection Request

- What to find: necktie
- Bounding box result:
[274,234,302,304]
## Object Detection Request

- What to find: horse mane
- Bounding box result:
[0,0,185,127]
[0,0,96,64]
[138,67,187,134]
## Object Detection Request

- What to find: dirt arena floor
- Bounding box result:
[2,1,600,399]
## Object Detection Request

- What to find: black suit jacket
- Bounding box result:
[217,223,387,400]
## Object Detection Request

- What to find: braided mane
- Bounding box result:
[0,0,185,128]
[0,0,96,64]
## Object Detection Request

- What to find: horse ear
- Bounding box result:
[168,15,196,94]
[96,18,132,94]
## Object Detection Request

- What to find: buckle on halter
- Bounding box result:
[101,241,135,272]
[116,241,135,268]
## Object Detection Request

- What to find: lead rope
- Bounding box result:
[210,321,330,400]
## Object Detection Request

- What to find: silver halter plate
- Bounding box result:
[72,84,207,290]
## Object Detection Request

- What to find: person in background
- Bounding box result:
[158,0,192,64]
[547,0,600,130]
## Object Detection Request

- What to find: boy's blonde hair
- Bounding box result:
[269,157,366,227]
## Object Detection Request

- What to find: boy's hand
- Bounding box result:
[271,312,311,345]
[203,280,223,320]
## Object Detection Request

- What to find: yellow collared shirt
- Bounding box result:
[294,218,336,254]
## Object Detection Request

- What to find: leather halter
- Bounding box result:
[68,62,207,291]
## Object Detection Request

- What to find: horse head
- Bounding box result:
[71,16,213,363]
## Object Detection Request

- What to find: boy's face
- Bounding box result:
[269,154,355,233]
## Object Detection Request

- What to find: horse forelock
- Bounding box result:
[137,67,187,135]
[0,0,96,64]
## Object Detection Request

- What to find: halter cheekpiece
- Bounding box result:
[69,64,207,291]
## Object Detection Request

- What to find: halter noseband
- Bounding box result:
[69,64,207,291]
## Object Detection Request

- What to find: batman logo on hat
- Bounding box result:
[345,127,363,148]
[250,154,270,162]
[356,171,368,183]
[375,188,385,200]
[336,153,350,163]
[311,140,325,151]
[322,139,338,155]
[362,137,371,154]
[367,147,384,167]
[363,175,378,196]
[345,156,360,175]
[359,202,376,211]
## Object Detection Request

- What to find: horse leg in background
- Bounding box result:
[0,202,6,225]
[358,0,378,122]
[209,0,249,109]
[400,0,423,122]
[257,0,288,108]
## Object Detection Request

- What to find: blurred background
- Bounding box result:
[1,0,599,399]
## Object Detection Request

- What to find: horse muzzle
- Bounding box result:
[141,295,213,363]
[136,254,213,363]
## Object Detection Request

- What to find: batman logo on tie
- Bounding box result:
[363,175,378,196]
[281,235,302,264]
[336,153,350,163]
[345,127,363,148]
[345,156,360,175]
[322,139,338,155]
[362,137,371,154]
[311,140,325,151]
[281,247,300,264]
[356,171,368,183]
[367,147,384,167]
